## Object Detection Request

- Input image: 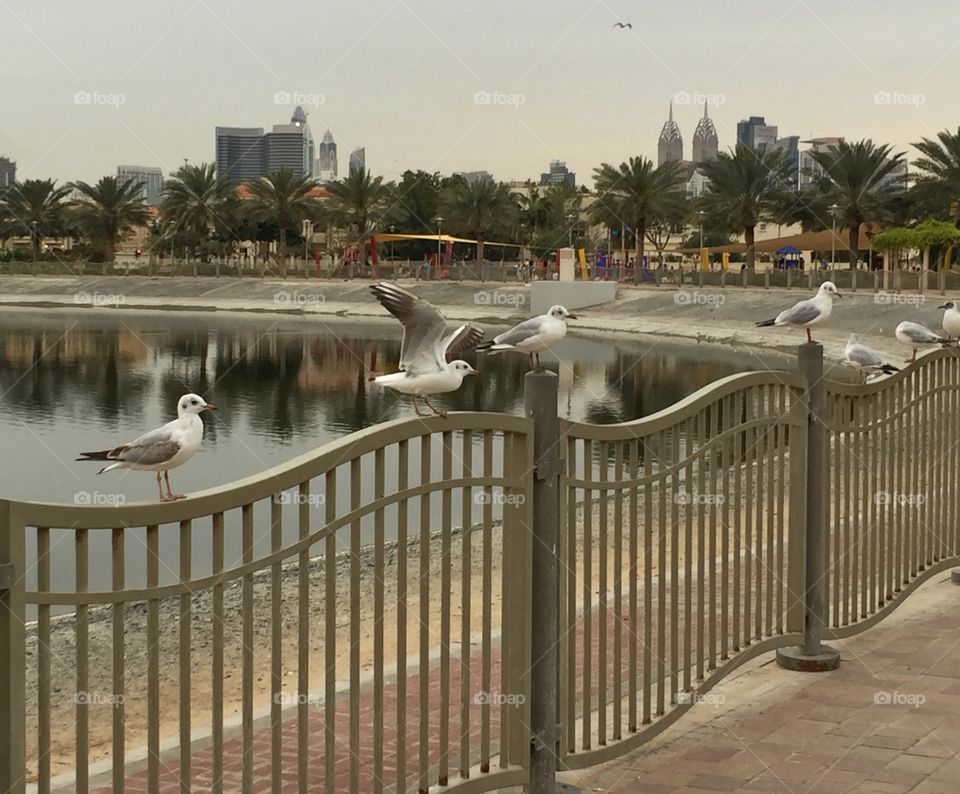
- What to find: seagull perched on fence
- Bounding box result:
[754,281,841,343]
[895,321,949,362]
[368,282,482,417]
[76,394,215,502]
[843,334,900,380]
[475,304,577,369]
[938,301,960,341]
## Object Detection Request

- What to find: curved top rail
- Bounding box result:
[560,369,806,441]
[5,411,532,530]
[825,347,960,397]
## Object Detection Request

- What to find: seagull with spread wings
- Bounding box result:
[369,282,483,417]
[613,21,632,29]
[76,393,215,502]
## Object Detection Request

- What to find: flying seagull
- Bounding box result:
[612,21,632,28]
[895,321,949,362]
[476,305,577,369]
[755,281,841,343]
[76,393,215,502]
[843,334,900,381]
[369,282,482,417]
[938,301,960,341]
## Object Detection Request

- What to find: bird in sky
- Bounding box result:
[613,21,632,29]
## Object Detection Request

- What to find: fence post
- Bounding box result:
[0,500,26,794]
[776,344,841,672]
[525,371,562,793]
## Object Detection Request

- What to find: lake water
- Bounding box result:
[0,308,792,599]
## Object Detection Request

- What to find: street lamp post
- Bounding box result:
[566,213,574,248]
[830,203,839,271]
[698,210,705,271]
[435,216,443,282]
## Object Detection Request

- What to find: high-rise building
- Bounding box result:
[539,160,575,186]
[349,147,366,174]
[691,104,718,164]
[798,137,844,191]
[737,116,778,150]
[772,135,801,191]
[0,156,15,188]
[317,129,337,182]
[117,165,163,205]
[215,107,315,185]
[657,104,683,166]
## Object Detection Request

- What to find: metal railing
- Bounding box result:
[3,349,960,793]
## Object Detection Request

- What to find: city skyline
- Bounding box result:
[2,1,958,188]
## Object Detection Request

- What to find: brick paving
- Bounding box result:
[558,574,960,794]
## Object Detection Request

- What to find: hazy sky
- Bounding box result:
[2,0,958,187]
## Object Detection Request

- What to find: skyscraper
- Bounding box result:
[798,137,844,191]
[539,160,575,186]
[317,129,337,182]
[215,107,315,185]
[657,104,683,166]
[349,147,366,174]
[0,156,15,188]
[737,116,778,151]
[771,135,801,190]
[691,104,718,164]
[117,165,163,205]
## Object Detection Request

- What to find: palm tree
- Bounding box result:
[808,139,905,267]
[2,178,71,262]
[160,163,234,262]
[698,145,792,271]
[244,170,322,277]
[440,175,517,263]
[911,127,960,221]
[325,168,393,268]
[591,157,685,283]
[68,176,151,270]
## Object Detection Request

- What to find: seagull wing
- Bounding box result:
[441,323,484,363]
[847,343,884,369]
[776,298,821,326]
[493,316,546,346]
[77,423,183,466]
[370,282,449,374]
[900,322,944,344]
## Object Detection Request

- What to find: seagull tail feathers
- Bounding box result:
[754,318,777,328]
[880,364,900,374]
[76,450,112,462]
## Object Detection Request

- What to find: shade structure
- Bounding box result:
[372,232,522,248]
[678,224,881,255]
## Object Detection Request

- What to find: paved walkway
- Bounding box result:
[558,574,960,794]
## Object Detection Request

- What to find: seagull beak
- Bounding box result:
[203,403,217,412]
[833,292,842,299]
[938,304,949,310]
[567,313,579,320]
[468,366,479,375]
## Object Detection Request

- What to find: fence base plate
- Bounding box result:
[951,569,960,585]
[776,645,840,672]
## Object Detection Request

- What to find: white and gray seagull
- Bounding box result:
[475,304,578,369]
[895,321,949,362]
[76,393,215,502]
[369,282,482,417]
[843,334,900,380]
[755,281,841,343]
[938,300,960,341]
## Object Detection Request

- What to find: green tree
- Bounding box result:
[244,170,322,277]
[591,157,685,283]
[2,178,71,262]
[808,139,905,267]
[389,170,442,232]
[440,175,517,262]
[325,167,393,266]
[68,176,151,269]
[160,163,234,261]
[911,127,960,222]
[698,145,792,271]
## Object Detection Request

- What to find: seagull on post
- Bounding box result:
[755,281,841,343]
[475,304,577,369]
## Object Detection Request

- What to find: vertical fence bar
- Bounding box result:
[628,440,639,732]
[270,496,283,794]
[527,370,560,794]
[459,431,472,779]
[241,505,254,792]
[684,417,694,694]
[709,403,720,668]
[146,524,160,794]
[37,528,51,794]
[396,442,409,790]
[0,503,26,794]
[323,472,337,794]
[372,454,385,794]
[597,441,608,745]
[612,442,624,740]
[669,426,680,705]
[481,431,493,770]
[349,458,361,794]
[75,529,89,794]
[657,430,667,716]
[777,344,839,671]
[439,432,452,784]
[643,440,653,724]
[721,396,732,658]
[110,528,125,794]
[733,391,743,651]
[419,437,432,791]
[566,437,578,752]
[211,513,225,794]
[179,519,192,793]
[582,438,593,747]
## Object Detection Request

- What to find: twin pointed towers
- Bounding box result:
[657,102,718,167]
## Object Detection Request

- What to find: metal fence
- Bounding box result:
[2,349,960,793]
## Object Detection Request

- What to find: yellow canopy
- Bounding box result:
[374,232,522,248]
